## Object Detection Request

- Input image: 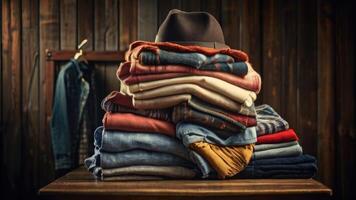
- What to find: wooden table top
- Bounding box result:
[39,167,332,200]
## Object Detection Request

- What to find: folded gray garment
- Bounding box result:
[85,149,194,172]
[100,165,197,179]
[254,141,299,152]
[94,126,190,160]
[252,142,303,160]
[102,175,164,181]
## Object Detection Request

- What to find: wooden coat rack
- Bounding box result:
[43,47,125,142]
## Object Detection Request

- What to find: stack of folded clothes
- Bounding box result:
[84,9,317,180]
[236,105,317,178]
[85,40,262,180]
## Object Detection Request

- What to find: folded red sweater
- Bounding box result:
[103,112,176,137]
[256,129,299,144]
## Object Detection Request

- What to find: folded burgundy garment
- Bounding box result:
[101,91,172,121]
[103,112,176,137]
[256,129,299,144]
[125,40,248,63]
[117,61,261,93]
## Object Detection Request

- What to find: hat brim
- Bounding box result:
[162,41,230,49]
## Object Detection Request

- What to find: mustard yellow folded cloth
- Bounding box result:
[190,142,254,179]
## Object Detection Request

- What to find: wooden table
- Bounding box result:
[39,167,332,200]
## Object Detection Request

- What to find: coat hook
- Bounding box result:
[78,39,88,50]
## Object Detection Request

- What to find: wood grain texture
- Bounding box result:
[296,0,318,157]
[78,0,94,50]
[181,0,200,12]
[39,0,59,188]
[221,0,242,49]
[21,0,40,198]
[261,0,282,112]
[279,0,298,132]
[317,0,336,189]
[1,0,22,199]
[93,0,107,112]
[138,0,157,41]
[335,1,356,200]
[104,0,119,94]
[119,0,138,51]
[39,167,332,200]
[0,1,2,180]
[60,0,77,49]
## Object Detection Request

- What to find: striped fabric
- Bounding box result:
[101,94,172,122]
[255,104,289,136]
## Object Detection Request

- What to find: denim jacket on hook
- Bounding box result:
[51,59,98,170]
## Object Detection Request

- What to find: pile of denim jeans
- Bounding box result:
[85,41,317,180]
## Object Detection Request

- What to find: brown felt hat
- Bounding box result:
[155,9,229,49]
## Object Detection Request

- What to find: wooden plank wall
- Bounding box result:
[0,0,355,200]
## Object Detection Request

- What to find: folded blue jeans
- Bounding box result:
[94,126,190,160]
[176,122,257,147]
[84,148,195,172]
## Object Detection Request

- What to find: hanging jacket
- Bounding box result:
[51,59,99,170]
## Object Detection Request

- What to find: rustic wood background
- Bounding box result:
[1,0,355,200]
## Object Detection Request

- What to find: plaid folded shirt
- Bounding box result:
[172,102,244,133]
[255,104,289,136]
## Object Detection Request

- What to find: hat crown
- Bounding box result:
[155,9,227,48]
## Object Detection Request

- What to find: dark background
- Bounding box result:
[1,0,355,200]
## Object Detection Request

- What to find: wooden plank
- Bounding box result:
[261,0,282,112]
[60,0,77,49]
[105,0,119,93]
[78,0,94,50]
[181,0,201,11]
[21,0,40,198]
[39,167,332,198]
[317,0,335,189]
[0,0,3,183]
[138,0,157,41]
[200,0,221,22]
[1,0,22,198]
[119,0,138,50]
[335,1,356,200]
[39,0,59,187]
[94,0,106,118]
[221,0,242,49]
[279,0,298,132]
[239,0,262,104]
[296,0,318,157]
[157,0,181,26]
